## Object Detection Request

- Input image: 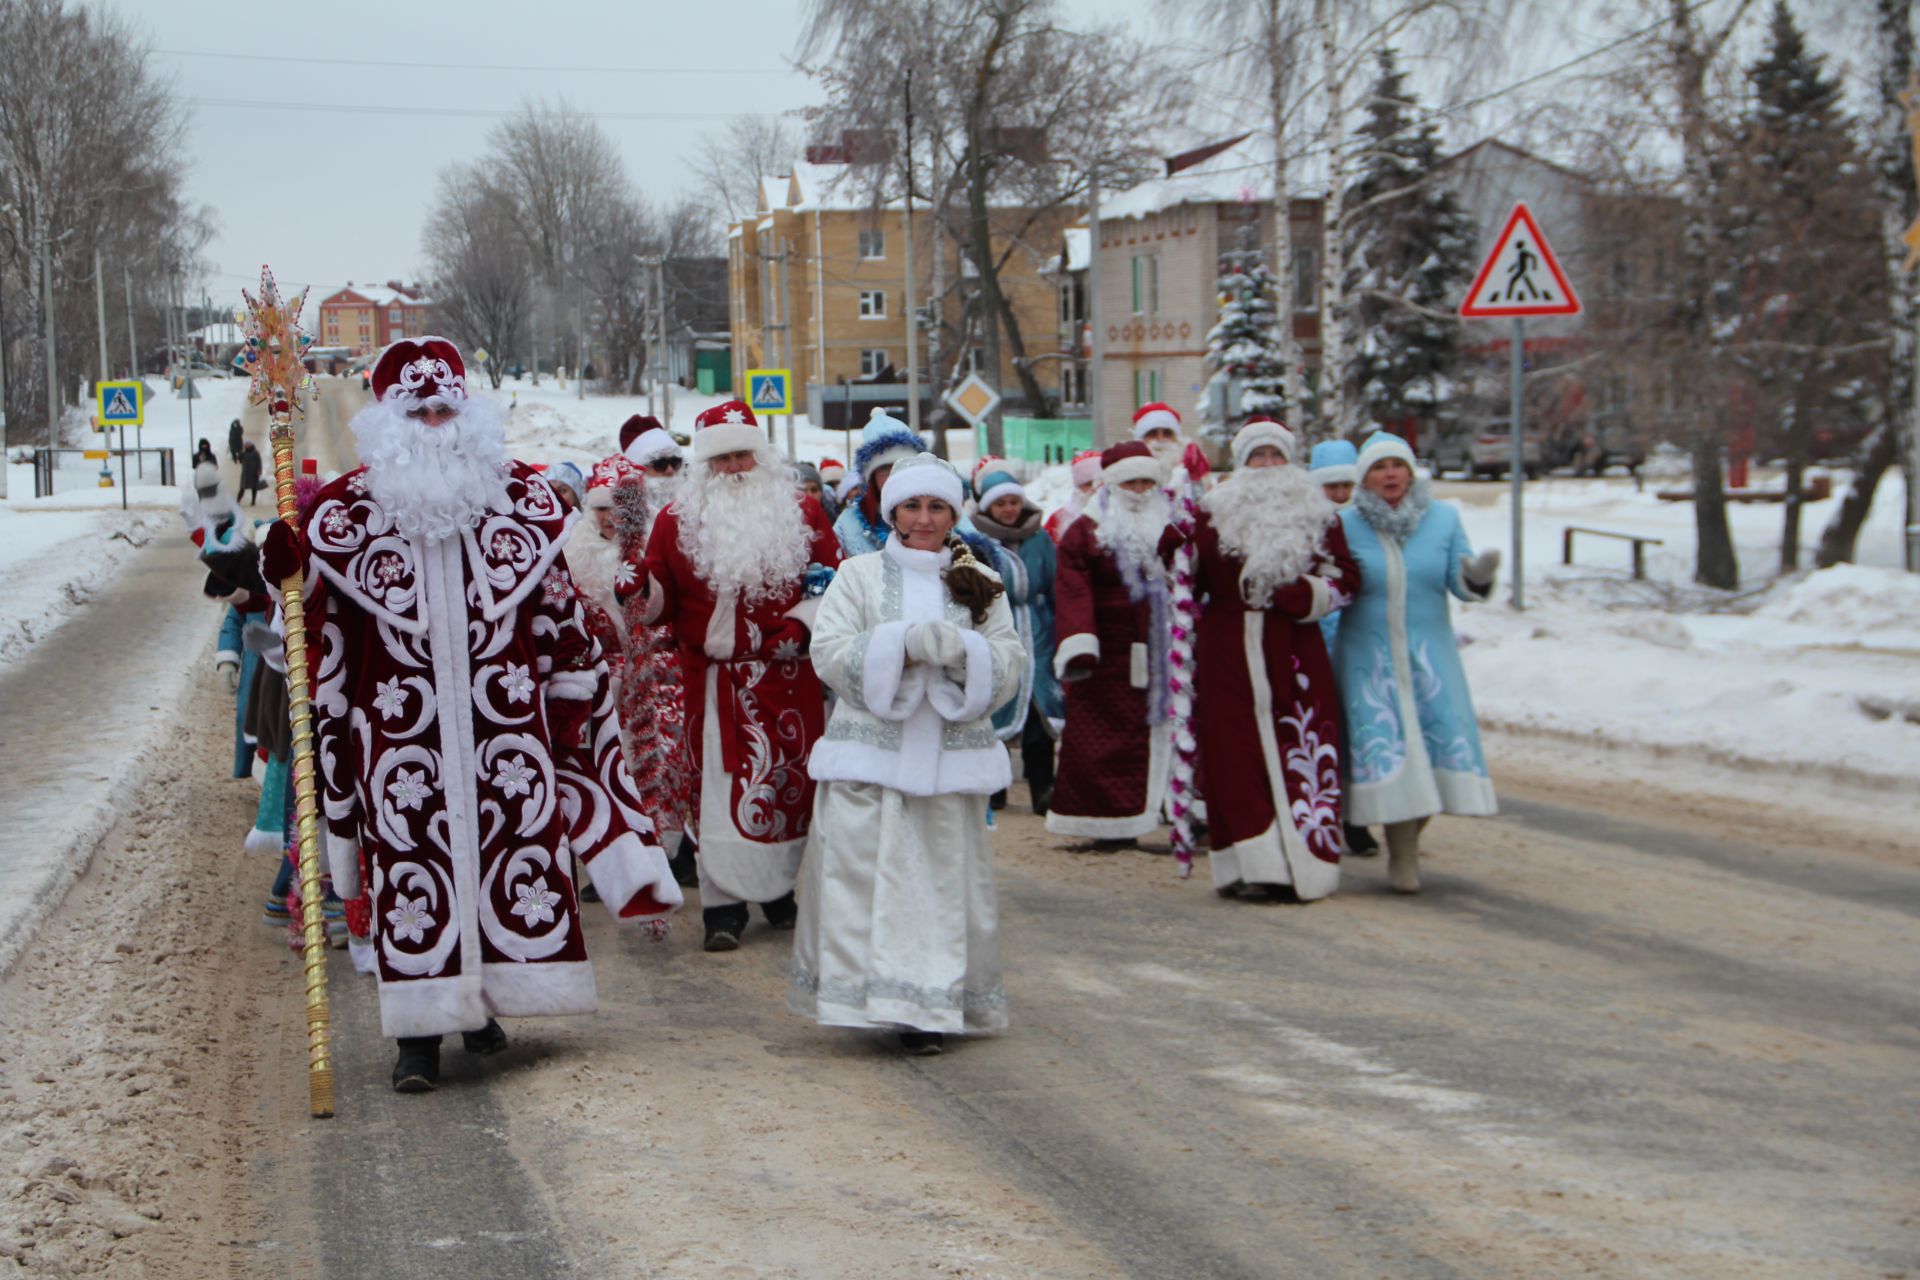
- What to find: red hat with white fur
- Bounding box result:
[1069,448,1104,487]
[1100,439,1161,488]
[371,337,467,408]
[587,454,644,508]
[817,457,847,485]
[1231,415,1297,467]
[1131,401,1182,440]
[691,400,762,463]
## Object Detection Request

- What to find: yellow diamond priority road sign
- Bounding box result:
[944,372,1000,427]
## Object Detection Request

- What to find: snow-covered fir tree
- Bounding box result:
[1200,221,1289,451]
[1337,46,1474,443]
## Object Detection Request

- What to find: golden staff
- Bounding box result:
[240,266,333,1118]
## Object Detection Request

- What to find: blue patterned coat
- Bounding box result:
[1333,492,1497,826]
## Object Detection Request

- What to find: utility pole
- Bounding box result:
[41,235,58,447]
[903,69,920,434]
[779,239,796,460]
[123,264,137,378]
[181,278,196,445]
[1087,166,1104,447]
[575,289,586,401]
[92,249,108,393]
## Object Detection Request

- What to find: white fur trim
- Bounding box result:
[1231,420,1296,467]
[785,595,822,631]
[1102,455,1162,488]
[215,649,241,667]
[244,825,283,856]
[1053,631,1100,681]
[880,459,964,520]
[692,422,764,462]
[624,427,680,465]
[481,959,600,1019]
[926,628,994,723]
[326,829,362,899]
[1132,407,1181,439]
[636,573,666,625]
[860,621,918,720]
[545,669,597,701]
[1301,575,1335,624]
[1356,433,1417,480]
[977,480,1025,511]
[579,828,683,918]
[1312,463,1358,487]
[585,488,614,509]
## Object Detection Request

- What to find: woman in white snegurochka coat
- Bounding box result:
[788,453,1025,1055]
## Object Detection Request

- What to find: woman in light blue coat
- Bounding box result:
[969,466,1063,814]
[1333,432,1500,892]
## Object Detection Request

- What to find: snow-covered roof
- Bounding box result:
[1100,133,1280,222]
[322,283,433,308]
[1062,227,1089,272]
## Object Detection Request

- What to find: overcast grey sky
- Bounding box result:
[126,0,1870,314]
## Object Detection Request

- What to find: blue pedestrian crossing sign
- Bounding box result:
[745,368,792,415]
[96,379,144,427]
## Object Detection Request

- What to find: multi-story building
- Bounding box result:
[1085,134,1325,445]
[727,163,1078,427]
[315,281,435,356]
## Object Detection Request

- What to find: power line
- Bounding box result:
[155,47,786,75]
[171,96,748,122]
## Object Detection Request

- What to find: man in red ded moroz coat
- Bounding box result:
[632,400,843,952]
[1047,440,1176,844]
[264,337,680,1094]
[1163,417,1359,901]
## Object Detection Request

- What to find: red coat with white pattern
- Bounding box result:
[636,497,841,902]
[302,462,678,1040]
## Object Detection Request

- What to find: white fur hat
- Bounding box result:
[1131,401,1182,440]
[624,426,681,466]
[1355,430,1417,480]
[878,452,963,523]
[1230,417,1296,468]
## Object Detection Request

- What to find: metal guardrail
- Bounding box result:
[31,447,176,499]
[1562,524,1663,580]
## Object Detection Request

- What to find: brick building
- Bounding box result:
[727,163,1077,425]
[315,282,435,356]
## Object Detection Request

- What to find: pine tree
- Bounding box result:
[1337,46,1474,444]
[1200,221,1290,451]
[1719,1,1880,571]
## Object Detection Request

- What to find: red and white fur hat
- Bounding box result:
[691,400,762,463]
[371,337,468,409]
[1131,401,1182,440]
[1069,448,1104,488]
[1100,440,1162,488]
[586,454,644,509]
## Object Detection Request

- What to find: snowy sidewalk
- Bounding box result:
[0,535,212,973]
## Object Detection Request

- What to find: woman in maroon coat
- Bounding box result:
[1165,418,1359,901]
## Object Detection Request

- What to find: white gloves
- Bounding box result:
[905,620,967,672]
[218,660,241,692]
[1460,548,1502,593]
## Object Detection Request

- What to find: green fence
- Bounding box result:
[975,416,1095,466]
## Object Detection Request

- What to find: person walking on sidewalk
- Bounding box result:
[969,463,1063,814]
[227,418,244,463]
[239,440,266,506]
[790,454,1024,1055]
[1333,431,1500,893]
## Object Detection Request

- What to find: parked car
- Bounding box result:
[1464,420,1545,479]
[1427,432,1472,478]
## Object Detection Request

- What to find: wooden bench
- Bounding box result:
[1562,525,1665,580]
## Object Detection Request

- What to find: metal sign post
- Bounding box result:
[1459,201,1581,611]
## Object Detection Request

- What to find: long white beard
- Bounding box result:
[351,396,510,541]
[672,452,810,604]
[1206,465,1334,604]
[1094,486,1172,580]
[1147,438,1183,481]
[567,525,622,614]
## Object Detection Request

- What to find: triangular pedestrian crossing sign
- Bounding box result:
[1460,202,1581,318]
[752,377,784,408]
[104,389,135,419]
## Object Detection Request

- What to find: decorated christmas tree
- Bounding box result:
[1201,222,1290,451]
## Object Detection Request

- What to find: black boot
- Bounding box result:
[990,790,1008,810]
[392,1036,442,1092]
[898,1030,946,1056]
[760,892,798,931]
[1344,822,1379,857]
[702,903,750,952]
[669,832,700,888]
[461,1018,508,1056]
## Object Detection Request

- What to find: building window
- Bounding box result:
[860,348,889,376]
[1060,363,1086,407]
[965,346,986,374]
[859,290,886,318]
[1131,257,1142,314]
[389,308,402,324]
[1293,247,1318,311]
[858,229,885,260]
[1132,254,1161,315]
[1133,368,1159,407]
